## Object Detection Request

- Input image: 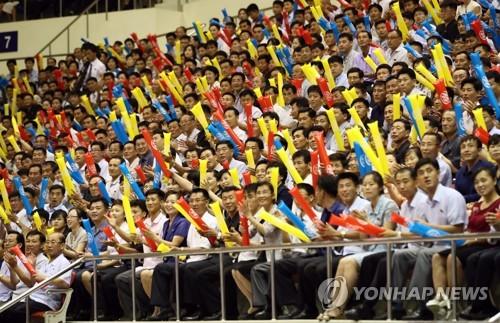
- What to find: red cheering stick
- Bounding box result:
[328,215,363,232]
[391,213,409,226]
[291,78,304,95]
[217,30,232,47]
[290,187,322,228]
[235,189,245,210]
[60,111,71,132]
[214,111,245,151]
[184,67,194,82]
[222,160,229,170]
[86,129,97,141]
[53,69,65,91]
[177,197,217,246]
[302,28,314,46]
[317,77,334,107]
[191,159,200,169]
[257,96,273,112]
[314,133,334,175]
[65,135,76,148]
[434,79,451,110]
[338,0,353,7]
[18,126,31,142]
[135,166,147,184]
[76,133,87,147]
[470,20,488,45]
[282,10,291,35]
[267,132,275,160]
[141,129,171,178]
[245,103,254,137]
[152,57,166,73]
[243,171,252,185]
[474,127,490,145]
[344,215,386,236]
[240,216,250,246]
[84,152,98,176]
[135,218,158,251]
[102,226,124,254]
[106,80,115,101]
[311,150,319,189]
[130,32,146,53]
[242,61,255,78]
[10,245,36,275]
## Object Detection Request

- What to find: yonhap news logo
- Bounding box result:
[318,277,488,307]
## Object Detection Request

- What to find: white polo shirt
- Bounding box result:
[186,211,218,263]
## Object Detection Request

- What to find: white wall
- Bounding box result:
[0,0,272,74]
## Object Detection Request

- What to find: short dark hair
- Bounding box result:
[337,172,360,186]
[414,158,440,175]
[318,175,338,197]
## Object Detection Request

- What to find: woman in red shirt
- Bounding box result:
[427,166,500,311]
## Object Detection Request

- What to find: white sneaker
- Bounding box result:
[426,297,443,309]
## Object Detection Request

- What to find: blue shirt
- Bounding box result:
[456,160,495,203]
[162,215,190,263]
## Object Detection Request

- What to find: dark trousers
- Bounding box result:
[150,262,177,309]
[68,268,91,315]
[300,254,343,314]
[465,246,500,312]
[99,265,129,317]
[115,269,151,319]
[356,252,387,308]
[275,255,317,308]
[0,299,50,321]
[183,254,234,315]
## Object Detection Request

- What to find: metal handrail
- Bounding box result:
[82,231,500,261]
[0,257,84,313]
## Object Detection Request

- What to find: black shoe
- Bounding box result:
[254,308,271,320]
[292,309,317,319]
[182,310,202,321]
[203,311,221,320]
[460,305,497,320]
[146,308,173,321]
[238,307,262,320]
[401,308,434,320]
[344,305,375,320]
[277,305,302,319]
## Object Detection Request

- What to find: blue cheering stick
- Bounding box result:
[207,123,227,142]
[165,43,173,54]
[152,100,172,122]
[38,177,49,209]
[404,43,422,59]
[65,153,85,184]
[165,95,177,119]
[13,176,33,217]
[210,18,224,28]
[72,121,83,131]
[122,96,133,114]
[403,97,423,139]
[263,28,271,39]
[25,126,36,138]
[343,15,357,36]
[102,106,111,116]
[470,52,500,120]
[213,122,240,156]
[276,49,293,75]
[153,162,162,189]
[119,163,145,200]
[95,108,106,118]
[0,76,8,89]
[251,38,259,49]
[453,103,467,137]
[277,201,318,239]
[318,17,332,32]
[112,84,124,99]
[111,121,129,144]
[461,13,471,31]
[97,180,112,205]
[353,142,373,176]
[82,218,101,257]
[330,21,340,43]
[222,8,229,21]
[363,16,371,32]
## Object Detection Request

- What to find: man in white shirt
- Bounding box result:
[0,231,25,306]
[392,158,467,320]
[106,157,123,200]
[1,232,70,321]
[224,107,248,142]
[420,133,453,187]
[44,184,68,219]
[386,30,411,66]
[216,141,247,176]
[81,43,106,83]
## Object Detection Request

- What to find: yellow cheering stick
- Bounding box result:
[326,108,345,151]
[372,48,387,65]
[33,211,43,232]
[195,78,206,95]
[276,147,303,184]
[159,72,185,105]
[229,168,241,188]
[253,87,263,99]
[415,63,437,84]
[123,176,131,197]
[141,76,155,99]
[168,71,184,97]
[348,107,366,131]
[434,43,454,86]
[368,122,390,175]
[256,208,311,243]
[11,116,20,138]
[276,73,285,107]
[301,64,319,85]
[173,202,202,231]
[107,46,126,64]
[191,102,211,135]
[7,136,20,152]
[431,0,441,12]
[129,113,140,138]
[257,117,269,140]
[175,39,182,65]
[157,243,172,253]
[267,45,282,67]
[56,156,75,195]
[281,129,297,154]
[131,87,149,110]
[415,72,436,91]
[422,0,443,25]
[0,131,7,155]
[271,24,283,44]
[0,179,10,212]
[211,58,223,81]
[200,76,210,93]
[310,6,321,22]
[80,94,95,116]
[269,167,279,199]
[11,77,20,92]
[199,159,208,184]
[408,94,427,137]
[346,127,383,174]
[321,58,336,90]
[364,56,378,72]
[4,103,8,117]
[116,98,134,139]
[472,108,487,131]
[269,119,278,133]
[393,93,401,120]
[210,201,235,247]
[194,21,207,43]
[246,39,258,59]
[0,204,10,224]
[164,132,171,156]
[22,77,33,95]
[11,88,18,116]
[123,195,137,234]
[392,2,409,41]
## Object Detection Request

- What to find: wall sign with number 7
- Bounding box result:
[0,31,18,53]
